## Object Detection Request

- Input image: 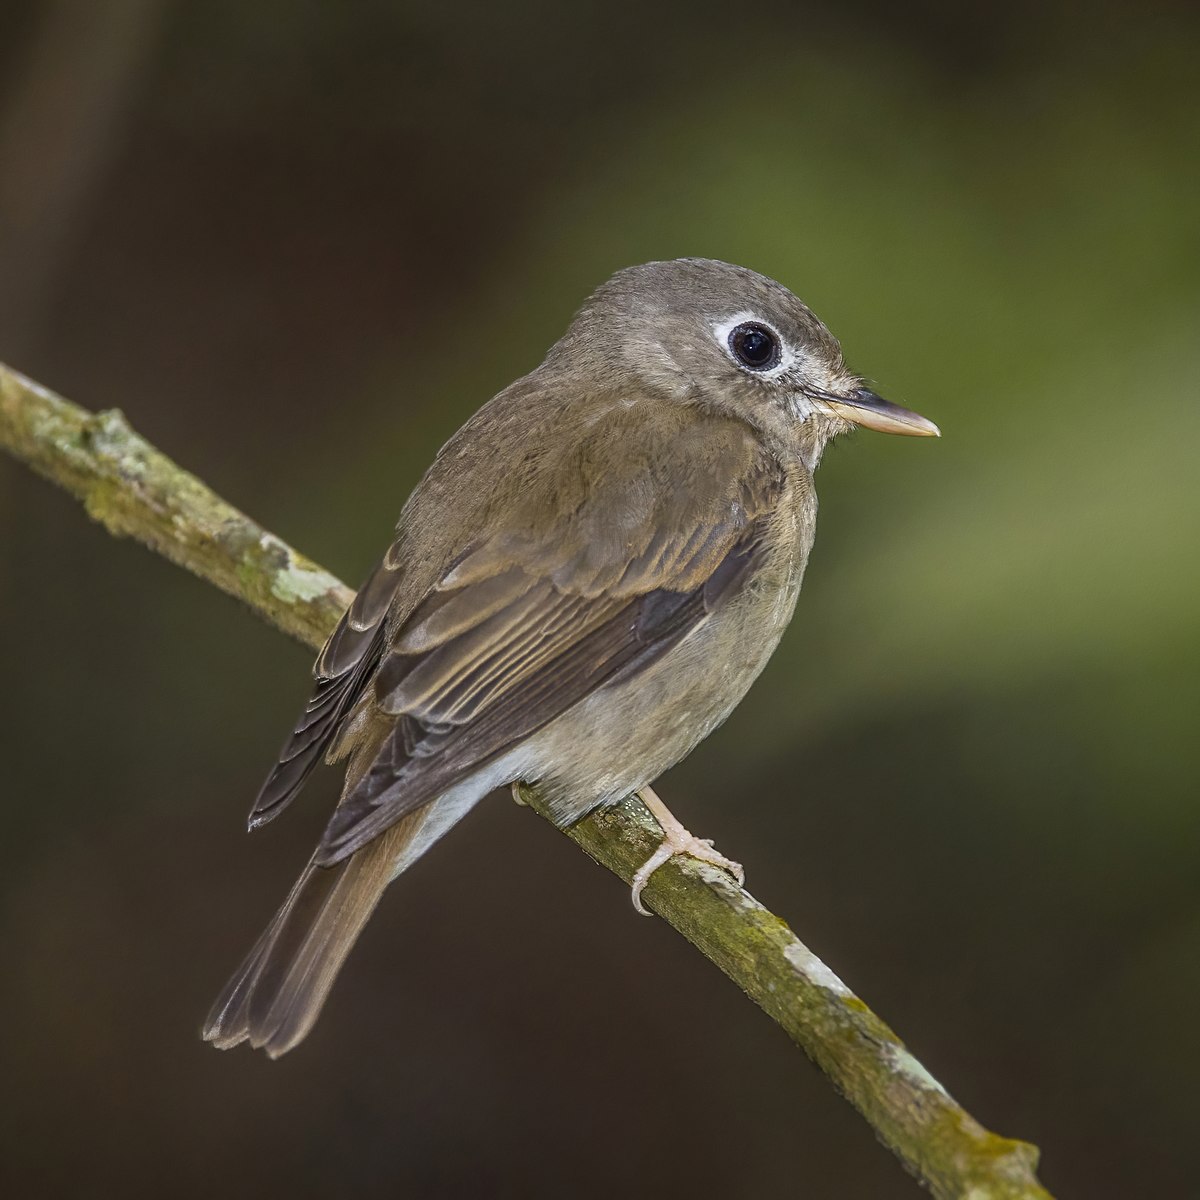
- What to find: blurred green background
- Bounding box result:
[1,2,1197,1196]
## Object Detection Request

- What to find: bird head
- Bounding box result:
[558,257,938,469]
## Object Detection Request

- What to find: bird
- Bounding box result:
[202,257,938,1057]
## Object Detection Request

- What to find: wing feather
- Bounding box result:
[247,558,399,829]
[248,408,787,866]
[315,509,773,865]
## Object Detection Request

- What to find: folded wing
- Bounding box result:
[248,409,785,867]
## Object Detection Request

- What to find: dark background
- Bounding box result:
[1,2,1197,1196]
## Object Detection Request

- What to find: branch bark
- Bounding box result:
[0,360,1053,1200]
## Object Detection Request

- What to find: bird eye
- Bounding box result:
[728,322,781,371]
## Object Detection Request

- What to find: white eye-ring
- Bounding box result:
[713,312,793,379]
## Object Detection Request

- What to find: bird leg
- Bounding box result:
[630,785,745,916]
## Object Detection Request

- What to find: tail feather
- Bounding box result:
[202,858,332,1049]
[203,782,488,1057]
[203,823,403,1058]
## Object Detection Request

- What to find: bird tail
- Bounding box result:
[203,791,478,1057]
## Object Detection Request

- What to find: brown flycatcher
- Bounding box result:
[203,257,938,1057]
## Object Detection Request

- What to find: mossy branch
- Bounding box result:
[0,360,1053,1200]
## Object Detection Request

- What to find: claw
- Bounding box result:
[630,786,744,916]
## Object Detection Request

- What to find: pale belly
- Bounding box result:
[524,500,813,826]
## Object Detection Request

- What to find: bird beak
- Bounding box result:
[820,388,940,437]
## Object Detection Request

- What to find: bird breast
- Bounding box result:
[525,470,816,827]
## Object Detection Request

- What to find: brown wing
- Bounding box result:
[315,532,764,864]
[314,436,786,866]
[247,556,400,829]
[247,401,786,863]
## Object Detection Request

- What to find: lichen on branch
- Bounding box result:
[0,364,351,645]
